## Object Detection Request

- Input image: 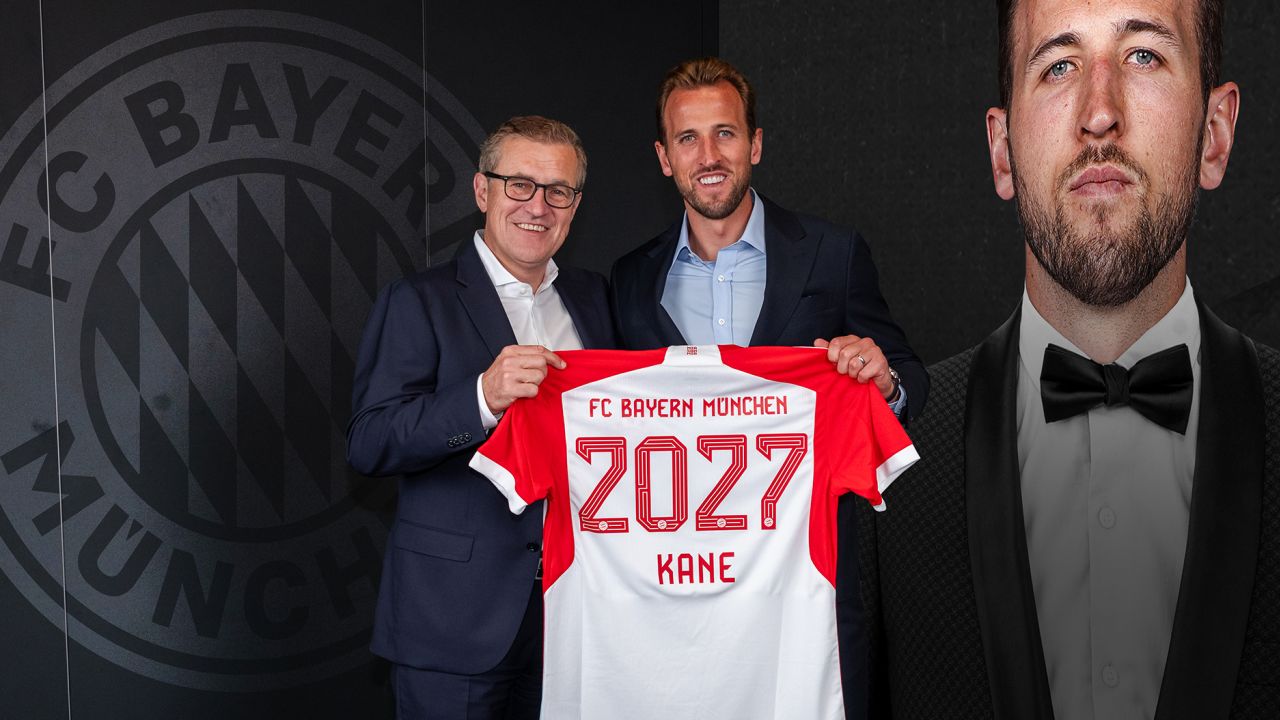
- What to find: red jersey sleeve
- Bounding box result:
[817,376,918,511]
[470,394,556,515]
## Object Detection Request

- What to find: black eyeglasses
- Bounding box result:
[483,172,582,209]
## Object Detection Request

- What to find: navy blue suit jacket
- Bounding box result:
[347,240,614,673]
[609,195,927,719]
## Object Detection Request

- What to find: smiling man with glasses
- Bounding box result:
[347,115,614,720]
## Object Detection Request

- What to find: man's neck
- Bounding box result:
[1025,246,1186,364]
[685,192,755,262]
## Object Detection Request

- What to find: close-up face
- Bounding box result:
[990,0,1225,306]
[655,81,763,221]
[473,136,582,283]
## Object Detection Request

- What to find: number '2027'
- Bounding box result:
[574,433,808,534]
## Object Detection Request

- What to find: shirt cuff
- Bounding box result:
[888,384,908,416]
[477,375,501,430]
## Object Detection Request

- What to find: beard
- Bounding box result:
[677,164,752,220]
[1013,142,1200,307]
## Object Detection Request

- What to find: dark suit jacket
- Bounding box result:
[859,302,1280,719]
[610,194,927,421]
[346,240,614,673]
[610,195,928,719]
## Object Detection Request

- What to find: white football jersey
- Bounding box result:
[470,345,918,720]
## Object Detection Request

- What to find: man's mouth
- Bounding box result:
[697,173,727,186]
[515,222,548,232]
[1068,166,1134,197]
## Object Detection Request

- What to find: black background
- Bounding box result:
[3,1,1277,718]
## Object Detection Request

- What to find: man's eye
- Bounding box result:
[1132,49,1156,66]
[509,180,534,193]
[717,129,734,138]
[1048,60,1071,78]
[678,135,695,144]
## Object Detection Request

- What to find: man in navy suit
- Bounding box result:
[609,57,926,719]
[347,115,614,719]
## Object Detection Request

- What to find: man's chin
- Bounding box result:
[684,189,746,221]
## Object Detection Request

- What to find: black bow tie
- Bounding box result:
[1039,343,1193,434]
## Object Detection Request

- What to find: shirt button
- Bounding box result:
[717,274,725,282]
[1101,664,1119,688]
[526,543,540,552]
[1099,506,1116,529]
[717,318,726,326]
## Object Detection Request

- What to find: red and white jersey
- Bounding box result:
[469,345,918,720]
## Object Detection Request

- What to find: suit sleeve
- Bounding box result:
[345,278,488,476]
[843,230,930,423]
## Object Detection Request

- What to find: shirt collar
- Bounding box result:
[1019,277,1201,383]
[473,231,559,293]
[671,188,767,267]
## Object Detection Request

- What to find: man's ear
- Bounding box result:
[1200,82,1240,190]
[655,140,674,177]
[987,107,1015,201]
[474,171,488,212]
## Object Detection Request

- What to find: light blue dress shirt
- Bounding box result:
[661,189,768,346]
[660,189,906,413]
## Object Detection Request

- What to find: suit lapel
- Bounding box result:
[749,197,818,346]
[1154,302,1264,720]
[646,220,688,346]
[554,271,607,349]
[965,308,1056,720]
[454,240,516,360]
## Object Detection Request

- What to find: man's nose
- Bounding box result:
[1078,58,1124,140]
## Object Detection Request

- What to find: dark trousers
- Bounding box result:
[393,583,543,720]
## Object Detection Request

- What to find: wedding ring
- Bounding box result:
[856,354,867,365]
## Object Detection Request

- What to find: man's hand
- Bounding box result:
[481,345,566,415]
[815,335,896,399]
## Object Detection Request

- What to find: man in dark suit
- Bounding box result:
[347,116,613,719]
[860,1,1279,718]
[610,57,927,719]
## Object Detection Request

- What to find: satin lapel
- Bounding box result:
[647,221,688,346]
[749,198,817,346]
[454,241,516,360]
[554,272,607,349]
[965,308,1056,720]
[1154,303,1264,720]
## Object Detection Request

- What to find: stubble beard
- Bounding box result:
[1012,142,1200,308]
[680,165,752,221]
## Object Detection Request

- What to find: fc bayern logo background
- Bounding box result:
[0,10,484,690]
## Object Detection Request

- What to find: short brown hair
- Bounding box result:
[478,115,588,187]
[996,0,1223,108]
[655,57,756,143]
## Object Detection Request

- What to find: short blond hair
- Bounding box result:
[477,115,587,187]
[655,57,756,143]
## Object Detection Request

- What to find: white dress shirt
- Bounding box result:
[1016,279,1201,720]
[471,232,583,428]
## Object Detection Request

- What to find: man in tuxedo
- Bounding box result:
[860,1,1279,718]
[347,116,614,719]
[610,56,927,718]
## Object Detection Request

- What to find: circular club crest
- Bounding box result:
[0,11,484,690]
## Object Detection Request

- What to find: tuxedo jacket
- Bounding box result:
[610,195,928,718]
[346,240,614,673]
[609,194,927,421]
[858,302,1280,719]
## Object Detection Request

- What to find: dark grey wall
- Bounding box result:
[722,1,1280,362]
[0,2,712,717]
